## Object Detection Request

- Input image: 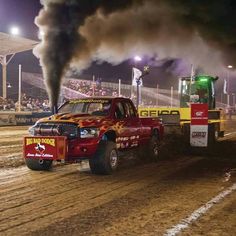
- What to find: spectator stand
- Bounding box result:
[0,31,38,99]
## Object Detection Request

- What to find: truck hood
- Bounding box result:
[37,113,110,128]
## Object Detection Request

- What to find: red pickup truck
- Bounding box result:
[24,97,164,174]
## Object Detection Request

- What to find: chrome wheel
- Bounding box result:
[153,143,159,157]
[214,130,219,140]
[149,135,160,161]
[110,149,118,169]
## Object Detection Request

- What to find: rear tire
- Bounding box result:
[148,135,160,161]
[219,131,224,138]
[137,135,161,162]
[25,158,53,171]
[89,141,118,175]
[208,124,218,147]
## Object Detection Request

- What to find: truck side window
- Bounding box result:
[115,102,125,119]
[122,102,130,118]
[127,101,136,117]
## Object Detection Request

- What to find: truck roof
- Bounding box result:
[69,96,128,101]
[179,75,218,81]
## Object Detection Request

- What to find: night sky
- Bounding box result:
[0,0,236,99]
[0,0,42,98]
[0,0,183,99]
[0,0,41,40]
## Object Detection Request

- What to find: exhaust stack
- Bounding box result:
[52,105,58,115]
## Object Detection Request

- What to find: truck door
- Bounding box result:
[121,100,141,148]
[113,101,137,149]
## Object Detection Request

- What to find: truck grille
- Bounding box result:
[33,123,79,139]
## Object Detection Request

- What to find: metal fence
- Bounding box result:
[22,72,180,107]
[22,72,235,109]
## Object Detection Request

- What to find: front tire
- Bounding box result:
[25,158,53,171]
[89,141,119,175]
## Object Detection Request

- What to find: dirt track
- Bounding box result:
[0,125,236,236]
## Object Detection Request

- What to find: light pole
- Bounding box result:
[226,65,233,107]
[156,84,159,106]
[170,86,174,107]
[118,79,121,96]
[136,75,141,108]
[92,75,95,96]
[18,64,22,112]
[0,54,15,99]
[232,93,236,109]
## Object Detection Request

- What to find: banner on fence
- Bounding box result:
[0,112,51,126]
[0,114,16,126]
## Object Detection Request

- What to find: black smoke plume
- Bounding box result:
[34,0,236,107]
[34,0,136,107]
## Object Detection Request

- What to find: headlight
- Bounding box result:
[28,126,36,136]
[80,127,99,138]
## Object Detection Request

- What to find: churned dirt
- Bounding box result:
[0,126,28,168]
[0,121,236,236]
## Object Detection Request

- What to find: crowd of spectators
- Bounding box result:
[0,78,120,112]
[0,97,15,111]
[0,79,169,112]
[64,79,156,106]
[64,79,119,97]
[0,93,50,112]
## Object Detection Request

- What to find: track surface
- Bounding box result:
[0,125,236,236]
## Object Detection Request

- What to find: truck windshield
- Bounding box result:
[58,99,112,116]
[179,76,215,109]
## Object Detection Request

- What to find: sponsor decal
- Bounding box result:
[192,132,207,138]
[26,138,55,147]
[35,143,45,154]
[116,135,140,149]
[15,112,51,125]
[26,153,53,158]
[116,135,139,142]
[70,99,110,104]
[139,109,180,117]
[190,125,208,147]
[195,111,204,117]
[24,136,66,160]
[191,104,208,125]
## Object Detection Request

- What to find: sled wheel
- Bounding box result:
[25,158,53,171]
